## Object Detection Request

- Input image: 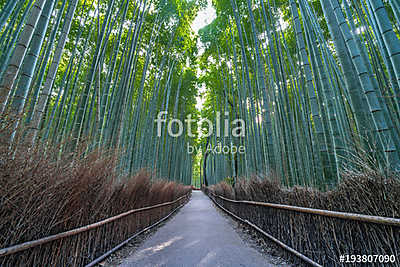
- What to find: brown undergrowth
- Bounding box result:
[0,144,191,266]
[206,171,400,266]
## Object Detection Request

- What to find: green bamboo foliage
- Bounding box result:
[0,1,19,31]
[0,0,199,185]
[8,0,56,142]
[200,0,400,188]
[27,0,79,145]
[368,0,400,89]
[289,0,326,182]
[0,0,399,188]
[0,0,46,113]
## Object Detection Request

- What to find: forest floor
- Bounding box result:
[101,191,294,267]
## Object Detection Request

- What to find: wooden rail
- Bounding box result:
[0,193,190,257]
[212,193,400,226]
[208,193,322,267]
[85,202,186,267]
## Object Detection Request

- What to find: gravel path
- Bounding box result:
[118,191,280,267]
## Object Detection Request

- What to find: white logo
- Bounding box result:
[155,111,245,138]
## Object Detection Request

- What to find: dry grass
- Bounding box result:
[206,170,400,266]
[0,144,191,266]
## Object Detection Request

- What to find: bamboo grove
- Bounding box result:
[0,0,399,189]
[199,0,400,188]
[0,0,203,185]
